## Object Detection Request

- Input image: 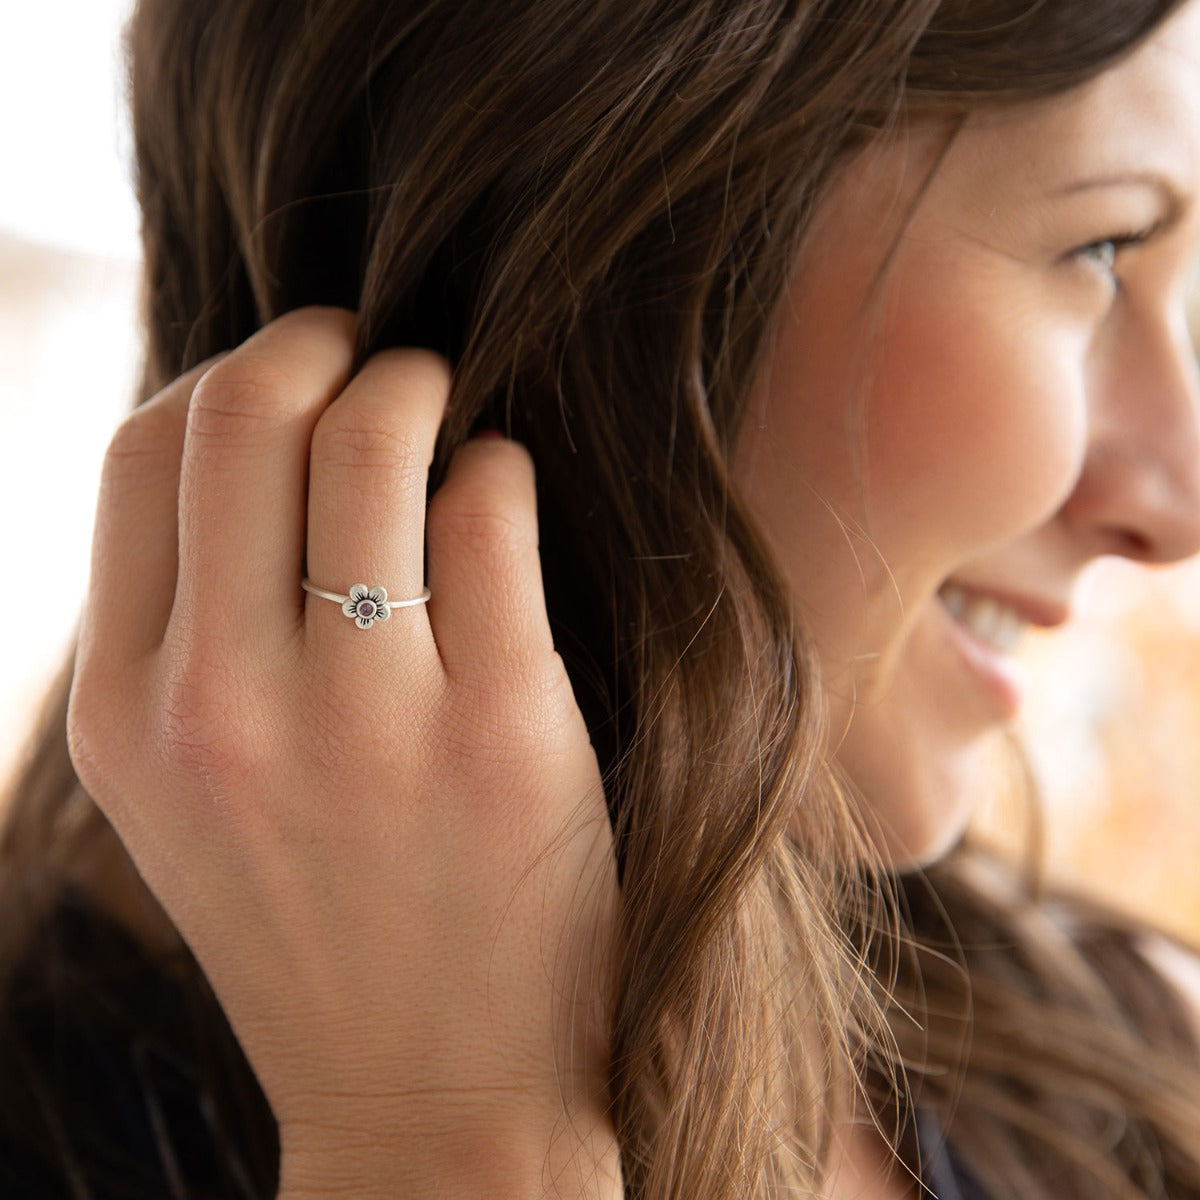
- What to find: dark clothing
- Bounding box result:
[0,889,990,1198]
[915,1108,993,1200]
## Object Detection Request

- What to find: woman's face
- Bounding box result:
[735,2,1200,866]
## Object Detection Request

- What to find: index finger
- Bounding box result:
[78,351,230,667]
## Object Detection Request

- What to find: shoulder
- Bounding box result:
[1136,930,1200,1046]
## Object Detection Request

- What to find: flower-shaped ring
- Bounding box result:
[301,579,432,629]
[342,583,391,628]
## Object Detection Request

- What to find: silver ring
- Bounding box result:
[301,578,431,629]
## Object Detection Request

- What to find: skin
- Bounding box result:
[736,1,1200,870]
[64,5,1200,1200]
[68,322,623,1198]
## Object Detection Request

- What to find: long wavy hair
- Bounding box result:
[4,1,1200,1196]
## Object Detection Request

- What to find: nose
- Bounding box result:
[1060,302,1200,565]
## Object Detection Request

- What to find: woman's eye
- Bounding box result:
[1079,239,1119,273]
[1072,225,1160,279]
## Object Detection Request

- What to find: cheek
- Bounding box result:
[865,286,1088,557]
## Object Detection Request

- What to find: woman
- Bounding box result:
[4,0,1200,1195]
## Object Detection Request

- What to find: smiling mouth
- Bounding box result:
[937,582,1030,653]
[934,580,1071,720]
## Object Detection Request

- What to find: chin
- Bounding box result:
[849,732,1000,871]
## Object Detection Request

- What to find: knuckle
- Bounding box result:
[304,694,391,786]
[65,671,122,797]
[307,657,441,765]
[311,415,426,479]
[155,646,261,792]
[105,401,182,467]
[428,492,532,562]
[447,652,578,764]
[188,358,300,442]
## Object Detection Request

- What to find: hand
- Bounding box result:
[66,307,622,1197]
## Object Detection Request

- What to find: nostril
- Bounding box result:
[1113,527,1155,561]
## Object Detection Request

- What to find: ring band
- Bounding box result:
[302,578,431,629]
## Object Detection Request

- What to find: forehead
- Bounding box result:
[945,3,1200,199]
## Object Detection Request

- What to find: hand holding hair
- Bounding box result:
[64,306,623,1198]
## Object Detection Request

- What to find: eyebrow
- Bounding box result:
[1053,169,1188,226]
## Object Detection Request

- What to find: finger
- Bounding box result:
[303,348,450,663]
[425,435,556,678]
[79,354,230,667]
[172,307,357,647]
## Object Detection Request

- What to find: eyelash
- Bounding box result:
[1074,224,1160,276]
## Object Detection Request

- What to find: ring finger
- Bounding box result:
[303,346,450,667]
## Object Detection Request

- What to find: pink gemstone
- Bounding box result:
[359,601,375,617]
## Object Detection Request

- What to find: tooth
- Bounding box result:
[1002,610,1029,652]
[940,584,968,620]
[963,596,1005,644]
[992,610,1018,652]
[939,585,1030,652]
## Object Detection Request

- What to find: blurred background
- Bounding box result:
[2,2,1199,944]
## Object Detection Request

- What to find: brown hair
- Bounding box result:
[3,1,1200,1196]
